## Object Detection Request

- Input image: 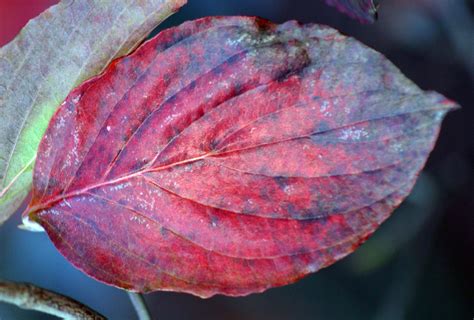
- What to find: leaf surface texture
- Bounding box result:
[25,17,457,297]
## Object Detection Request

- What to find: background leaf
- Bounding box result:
[325,0,379,23]
[25,17,457,297]
[0,0,187,225]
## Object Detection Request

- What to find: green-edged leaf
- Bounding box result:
[0,0,186,225]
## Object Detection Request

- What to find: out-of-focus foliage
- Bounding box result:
[324,0,378,23]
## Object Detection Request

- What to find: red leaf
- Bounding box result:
[24,17,457,297]
[325,0,379,23]
[0,0,58,46]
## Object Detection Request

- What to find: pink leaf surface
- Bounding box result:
[24,17,457,297]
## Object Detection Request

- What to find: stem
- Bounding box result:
[127,292,151,320]
[0,279,105,319]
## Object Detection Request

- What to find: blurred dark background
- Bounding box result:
[0,0,473,319]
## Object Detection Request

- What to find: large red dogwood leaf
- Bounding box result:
[325,0,379,23]
[24,17,457,297]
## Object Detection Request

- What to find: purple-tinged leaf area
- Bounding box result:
[325,0,379,23]
[24,17,457,297]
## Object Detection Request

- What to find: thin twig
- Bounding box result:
[0,279,105,319]
[127,291,151,320]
